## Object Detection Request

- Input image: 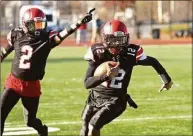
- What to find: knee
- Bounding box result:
[88,124,100,136]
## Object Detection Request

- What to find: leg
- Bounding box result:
[91,28,97,44]
[88,103,127,136]
[76,30,81,45]
[96,29,101,43]
[82,30,87,46]
[1,88,20,135]
[88,124,100,136]
[80,104,97,136]
[21,96,47,136]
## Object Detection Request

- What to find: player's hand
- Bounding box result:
[80,14,92,24]
[80,8,95,24]
[106,62,120,79]
[159,81,173,92]
[127,94,138,109]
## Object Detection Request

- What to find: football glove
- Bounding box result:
[127,94,138,109]
[80,8,95,24]
[159,81,173,92]
[80,14,92,24]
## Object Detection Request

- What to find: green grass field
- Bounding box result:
[1,45,192,136]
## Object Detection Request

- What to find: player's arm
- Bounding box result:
[135,46,173,92]
[84,60,110,89]
[0,45,13,62]
[50,9,94,46]
[1,31,14,62]
[137,56,172,82]
[84,46,111,89]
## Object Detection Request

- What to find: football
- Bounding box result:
[94,61,118,76]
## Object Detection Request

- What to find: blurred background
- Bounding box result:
[0,0,192,45]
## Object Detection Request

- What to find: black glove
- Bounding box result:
[80,14,92,24]
[127,94,138,109]
[80,8,95,24]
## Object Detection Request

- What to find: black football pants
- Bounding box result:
[80,100,127,136]
[1,88,44,135]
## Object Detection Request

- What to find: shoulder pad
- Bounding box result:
[84,43,106,62]
[128,43,147,61]
[13,27,23,32]
[123,43,141,57]
[7,28,19,46]
[84,46,94,61]
[12,27,24,37]
[128,43,141,49]
[7,28,24,45]
[91,43,105,52]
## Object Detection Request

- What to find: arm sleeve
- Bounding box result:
[136,56,172,83]
[50,20,83,47]
[84,61,110,89]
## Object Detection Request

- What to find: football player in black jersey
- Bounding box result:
[80,20,173,136]
[0,8,93,136]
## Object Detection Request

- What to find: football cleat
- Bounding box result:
[39,125,48,136]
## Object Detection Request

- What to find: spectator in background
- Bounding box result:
[91,14,103,44]
[72,13,78,39]
[76,14,87,46]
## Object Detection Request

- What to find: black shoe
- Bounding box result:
[39,125,48,136]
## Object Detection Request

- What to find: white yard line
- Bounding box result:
[4,127,60,136]
[114,115,192,122]
[5,115,192,127]
[47,115,192,126]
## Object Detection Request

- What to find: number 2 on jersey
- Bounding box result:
[19,45,33,69]
[109,69,125,88]
[102,69,125,89]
